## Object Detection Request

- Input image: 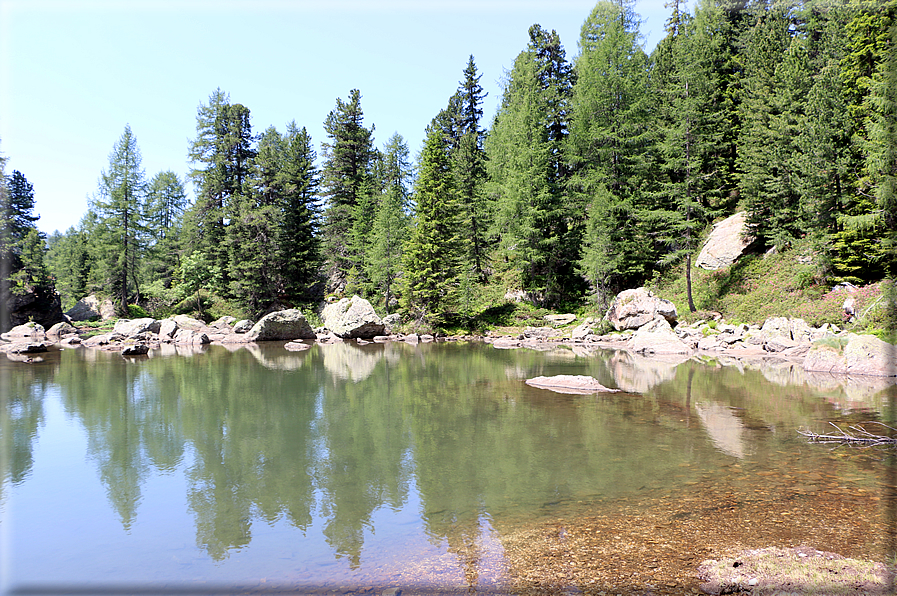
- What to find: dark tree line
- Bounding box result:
[5,0,893,327]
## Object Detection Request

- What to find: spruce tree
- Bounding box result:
[401,128,461,326]
[279,122,321,302]
[320,89,376,292]
[736,3,806,249]
[186,89,256,295]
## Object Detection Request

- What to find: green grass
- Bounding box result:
[648,240,895,338]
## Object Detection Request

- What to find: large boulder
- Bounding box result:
[46,321,79,338]
[695,211,758,270]
[171,314,206,331]
[173,329,210,345]
[627,317,691,355]
[321,295,385,339]
[113,318,161,337]
[65,294,116,322]
[803,334,897,377]
[1,322,46,340]
[605,288,678,331]
[245,309,316,342]
[4,284,66,332]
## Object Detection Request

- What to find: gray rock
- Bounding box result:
[66,294,116,322]
[245,309,316,341]
[284,341,312,351]
[382,313,401,332]
[321,295,385,339]
[605,288,678,331]
[697,335,724,351]
[113,318,161,337]
[627,316,691,354]
[764,335,798,353]
[171,314,206,331]
[174,329,210,345]
[209,315,237,329]
[571,317,595,340]
[47,321,78,337]
[2,322,46,340]
[803,334,897,377]
[158,318,179,339]
[525,375,621,394]
[544,313,576,326]
[695,211,757,270]
[121,344,150,356]
[232,319,254,334]
[1,342,48,354]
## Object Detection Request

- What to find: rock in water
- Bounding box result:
[321,295,385,339]
[245,309,316,341]
[525,375,622,394]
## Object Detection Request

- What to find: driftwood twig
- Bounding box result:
[798,421,897,448]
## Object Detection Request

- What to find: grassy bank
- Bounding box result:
[647,243,895,341]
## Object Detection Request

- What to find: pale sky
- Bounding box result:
[1,0,682,236]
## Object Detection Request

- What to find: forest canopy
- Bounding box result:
[3,0,895,329]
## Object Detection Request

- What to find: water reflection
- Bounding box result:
[1,341,893,590]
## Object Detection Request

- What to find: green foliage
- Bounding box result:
[321,89,377,288]
[401,128,463,326]
[127,304,149,318]
[92,124,148,315]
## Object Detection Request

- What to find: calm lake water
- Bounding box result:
[1,340,895,594]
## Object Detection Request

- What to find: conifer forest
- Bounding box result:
[2,0,895,329]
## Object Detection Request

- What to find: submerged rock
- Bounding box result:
[525,375,621,394]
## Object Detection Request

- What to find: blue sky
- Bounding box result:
[1,0,682,236]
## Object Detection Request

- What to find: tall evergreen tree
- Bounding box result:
[279,122,321,302]
[367,133,412,312]
[320,89,376,291]
[862,14,897,276]
[144,170,187,287]
[736,3,806,249]
[186,89,256,294]
[486,28,578,307]
[570,0,654,303]
[92,124,147,313]
[402,128,461,326]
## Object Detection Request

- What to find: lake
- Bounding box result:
[1,340,894,594]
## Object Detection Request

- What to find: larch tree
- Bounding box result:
[92,124,147,314]
[367,133,411,313]
[570,0,654,305]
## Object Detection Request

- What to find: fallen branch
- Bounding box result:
[798,421,897,448]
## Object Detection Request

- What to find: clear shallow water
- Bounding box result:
[0,341,893,594]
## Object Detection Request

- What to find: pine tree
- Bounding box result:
[92,124,147,314]
[401,128,461,326]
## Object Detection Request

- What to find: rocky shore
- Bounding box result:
[2,290,895,379]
